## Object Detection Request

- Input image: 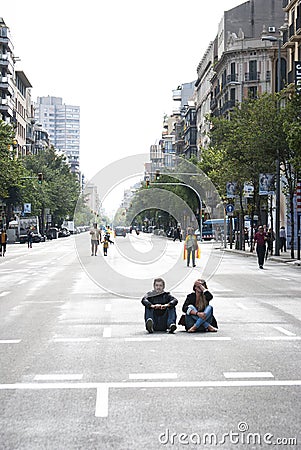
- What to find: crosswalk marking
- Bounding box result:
[34,374,83,381]
[272,326,296,336]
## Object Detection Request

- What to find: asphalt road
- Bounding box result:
[0,233,300,450]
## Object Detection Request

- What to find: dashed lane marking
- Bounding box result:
[0,340,21,344]
[261,336,301,341]
[103,327,111,338]
[129,373,178,380]
[223,372,274,379]
[272,326,296,336]
[236,302,249,310]
[0,291,10,297]
[34,374,83,381]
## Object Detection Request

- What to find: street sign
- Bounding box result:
[226,204,234,214]
[23,203,31,214]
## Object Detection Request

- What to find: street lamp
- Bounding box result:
[262,34,282,256]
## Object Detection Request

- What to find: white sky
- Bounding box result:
[2,0,244,216]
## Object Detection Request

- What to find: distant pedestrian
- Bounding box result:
[89,223,101,256]
[173,225,182,242]
[27,228,34,248]
[141,278,178,334]
[279,226,287,252]
[0,228,7,256]
[254,226,268,269]
[184,228,199,267]
[102,236,110,256]
[266,228,275,259]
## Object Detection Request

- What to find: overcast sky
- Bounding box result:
[2,1,245,177]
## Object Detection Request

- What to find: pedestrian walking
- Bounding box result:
[0,228,7,256]
[183,228,199,267]
[179,279,218,333]
[265,228,275,259]
[279,226,287,252]
[254,226,268,269]
[27,227,34,248]
[102,236,110,256]
[141,278,178,334]
[173,225,182,242]
[89,223,101,256]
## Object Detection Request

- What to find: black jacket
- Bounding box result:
[182,290,213,313]
[142,290,178,309]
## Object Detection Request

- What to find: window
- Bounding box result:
[248,86,257,99]
[249,60,257,80]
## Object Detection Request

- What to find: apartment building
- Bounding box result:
[35,96,80,173]
[195,0,286,151]
[0,18,15,125]
[282,0,301,84]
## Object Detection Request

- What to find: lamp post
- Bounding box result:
[262,35,282,256]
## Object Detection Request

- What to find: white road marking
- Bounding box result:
[103,327,111,338]
[34,374,83,381]
[105,304,111,312]
[24,301,64,304]
[52,338,92,343]
[95,385,109,417]
[261,336,301,341]
[0,340,21,344]
[272,326,296,336]
[0,291,10,297]
[17,280,27,285]
[125,338,161,342]
[278,277,291,281]
[129,373,178,380]
[236,303,249,310]
[223,372,274,379]
[194,337,231,341]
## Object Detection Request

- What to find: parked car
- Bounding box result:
[58,227,70,238]
[19,231,45,243]
[114,226,126,237]
[46,227,59,240]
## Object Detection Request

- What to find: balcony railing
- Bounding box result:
[221,100,236,115]
[289,23,295,38]
[244,72,260,82]
[226,74,238,83]
[210,98,217,110]
[266,71,271,82]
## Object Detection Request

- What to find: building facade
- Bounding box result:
[282,0,301,84]
[35,96,80,173]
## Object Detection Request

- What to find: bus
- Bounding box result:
[201,218,236,241]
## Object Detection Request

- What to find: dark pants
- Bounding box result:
[280,237,286,252]
[0,243,6,255]
[187,248,195,266]
[144,307,177,331]
[256,245,266,267]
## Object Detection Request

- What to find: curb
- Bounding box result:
[221,247,301,266]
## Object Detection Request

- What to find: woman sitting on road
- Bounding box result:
[181,279,218,332]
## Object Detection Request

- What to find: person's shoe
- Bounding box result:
[259,265,263,269]
[188,325,198,333]
[193,264,196,267]
[91,253,94,256]
[168,323,177,334]
[146,318,154,334]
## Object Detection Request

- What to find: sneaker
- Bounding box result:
[146,318,154,334]
[168,323,177,334]
[259,265,263,269]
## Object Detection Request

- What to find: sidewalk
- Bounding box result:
[220,245,301,267]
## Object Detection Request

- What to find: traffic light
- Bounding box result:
[37,173,43,184]
[146,179,150,188]
[155,169,160,181]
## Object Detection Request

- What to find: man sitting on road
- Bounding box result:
[141,278,178,334]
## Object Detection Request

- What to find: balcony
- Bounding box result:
[221,100,236,115]
[244,72,260,82]
[172,89,181,101]
[266,71,271,82]
[282,0,289,8]
[295,16,301,36]
[226,74,239,84]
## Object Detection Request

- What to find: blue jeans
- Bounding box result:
[144,307,177,331]
[185,305,213,331]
